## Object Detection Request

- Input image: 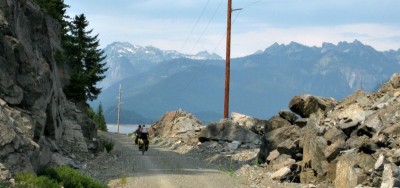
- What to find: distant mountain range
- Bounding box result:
[91,40,400,124]
[99,42,222,89]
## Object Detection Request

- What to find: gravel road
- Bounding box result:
[87,132,247,188]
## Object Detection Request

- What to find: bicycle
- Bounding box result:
[138,137,149,155]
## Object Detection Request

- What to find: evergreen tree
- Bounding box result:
[34,0,69,32]
[64,14,107,102]
[94,103,107,131]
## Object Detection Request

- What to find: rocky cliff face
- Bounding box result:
[0,0,98,182]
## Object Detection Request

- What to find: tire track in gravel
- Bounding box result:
[97,132,247,188]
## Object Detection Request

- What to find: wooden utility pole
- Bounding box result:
[224,0,232,119]
[117,84,121,133]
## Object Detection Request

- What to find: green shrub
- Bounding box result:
[88,104,108,132]
[39,166,106,188]
[0,183,11,188]
[87,107,96,119]
[15,173,61,188]
[100,138,114,153]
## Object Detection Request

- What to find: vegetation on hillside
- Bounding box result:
[15,166,107,188]
[35,0,107,103]
[63,14,107,102]
[88,104,108,131]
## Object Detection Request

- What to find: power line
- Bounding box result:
[243,0,261,9]
[178,9,243,98]
[190,0,224,53]
[180,0,210,52]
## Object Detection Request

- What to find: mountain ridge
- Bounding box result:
[100,42,223,89]
[92,40,400,124]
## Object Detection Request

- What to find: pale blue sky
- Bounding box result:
[64,0,400,57]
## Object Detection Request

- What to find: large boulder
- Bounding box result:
[378,73,400,94]
[150,109,202,144]
[278,110,298,124]
[300,119,329,183]
[362,103,400,133]
[289,94,337,119]
[334,151,359,188]
[381,163,400,188]
[257,120,301,164]
[198,121,260,144]
[231,112,266,135]
[336,104,373,130]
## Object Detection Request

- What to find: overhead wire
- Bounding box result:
[242,0,261,9]
[179,9,243,95]
[180,0,210,52]
[190,0,224,53]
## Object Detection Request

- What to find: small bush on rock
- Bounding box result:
[100,138,114,153]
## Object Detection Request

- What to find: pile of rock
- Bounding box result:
[149,109,202,146]
[256,73,400,187]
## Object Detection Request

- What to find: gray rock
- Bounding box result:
[150,110,202,145]
[199,121,260,144]
[345,135,369,149]
[336,104,373,130]
[267,149,280,161]
[289,94,337,119]
[199,141,219,148]
[340,89,373,108]
[0,163,11,182]
[266,125,301,149]
[356,153,376,172]
[228,141,241,151]
[276,139,298,157]
[381,163,400,188]
[363,103,400,133]
[51,153,80,169]
[278,110,298,124]
[270,154,296,171]
[0,124,16,147]
[271,167,291,180]
[324,126,347,145]
[301,119,329,182]
[378,73,400,93]
[231,112,257,129]
[0,98,6,106]
[335,152,358,188]
[324,139,345,162]
[375,153,386,171]
[231,112,267,135]
[294,118,308,128]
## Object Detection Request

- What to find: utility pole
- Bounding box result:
[117,84,121,133]
[224,0,232,119]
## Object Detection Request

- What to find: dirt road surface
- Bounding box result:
[87,132,247,188]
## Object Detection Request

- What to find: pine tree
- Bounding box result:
[34,0,69,31]
[64,14,107,102]
[94,103,107,131]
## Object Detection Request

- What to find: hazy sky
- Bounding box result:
[64,0,400,57]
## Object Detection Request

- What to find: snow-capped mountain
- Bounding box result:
[92,40,400,124]
[99,42,222,89]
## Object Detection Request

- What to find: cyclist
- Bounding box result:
[134,125,142,145]
[141,125,149,151]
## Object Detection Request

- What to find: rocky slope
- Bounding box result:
[0,0,99,184]
[149,73,400,187]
